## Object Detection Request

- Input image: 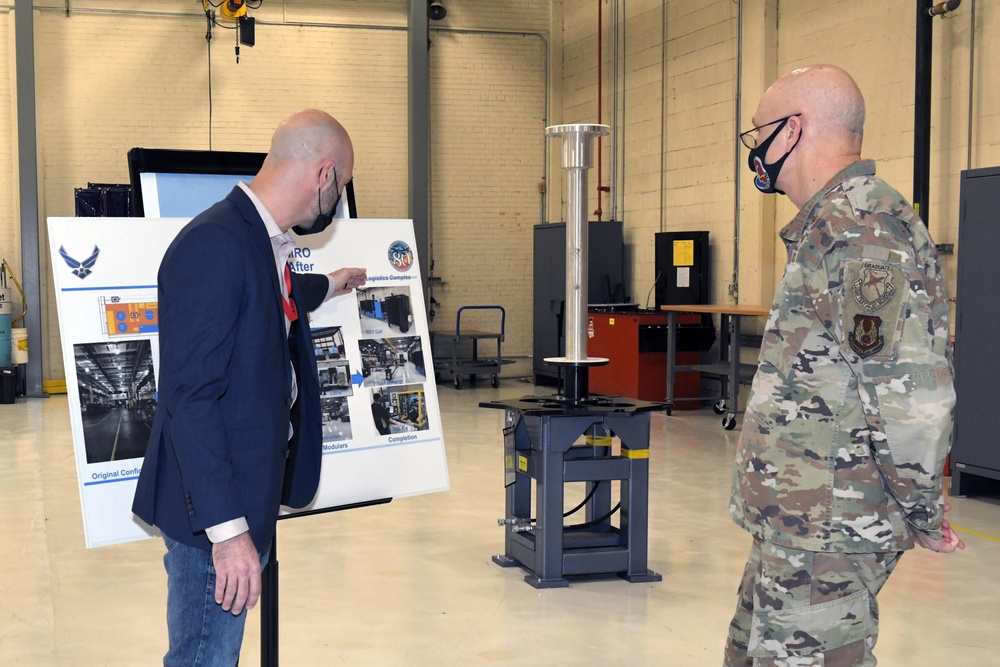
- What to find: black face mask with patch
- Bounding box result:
[747,116,798,195]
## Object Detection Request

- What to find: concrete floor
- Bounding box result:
[2,380,999,666]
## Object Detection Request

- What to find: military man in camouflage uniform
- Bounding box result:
[723,65,964,667]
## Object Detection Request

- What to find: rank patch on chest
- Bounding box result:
[852,261,895,311]
[849,314,884,358]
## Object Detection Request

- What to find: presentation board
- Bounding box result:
[48,216,449,548]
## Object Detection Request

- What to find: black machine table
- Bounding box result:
[480,394,663,588]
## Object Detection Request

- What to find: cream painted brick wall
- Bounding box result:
[774,0,998,326]
[428,31,546,355]
[662,0,738,307]
[280,0,550,32]
[553,0,1000,336]
[7,0,1000,381]
[0,0,550,381]
[557,0,740,307]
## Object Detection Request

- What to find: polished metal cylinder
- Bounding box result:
[545,124,609,364]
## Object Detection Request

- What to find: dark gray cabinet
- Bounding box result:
[533,221,624,383]
[951,166,1000,495]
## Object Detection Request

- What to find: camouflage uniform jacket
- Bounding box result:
[730,159,954,553]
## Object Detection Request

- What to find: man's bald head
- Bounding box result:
[748,65,866,207]
[758,64,865,149]
[266,109,353,176]
[250,109,354,231]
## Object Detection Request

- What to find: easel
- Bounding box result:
[260,498,392,667]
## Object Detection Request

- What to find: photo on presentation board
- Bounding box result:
[75,339,156,464]
[356,285,414,336]
[321,396,352,442]
[312,326,354,399]
[358,336,426,387]
[369,384,429,436]
[99,297,159,337]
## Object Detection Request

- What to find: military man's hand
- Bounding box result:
[915,501,966,553]
[212,532,262,615]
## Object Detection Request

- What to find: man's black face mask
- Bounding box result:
[746,116,799,196]
[293,166,342,236]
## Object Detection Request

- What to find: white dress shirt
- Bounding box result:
[204,182,332,545]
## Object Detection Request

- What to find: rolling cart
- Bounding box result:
[431,305,510,389]
[660,304,770,430]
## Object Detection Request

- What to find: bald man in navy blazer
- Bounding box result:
[132,109,366,666]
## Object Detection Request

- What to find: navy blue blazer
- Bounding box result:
[132,187,329,554]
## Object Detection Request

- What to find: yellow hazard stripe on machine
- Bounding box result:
[621,448,649,460]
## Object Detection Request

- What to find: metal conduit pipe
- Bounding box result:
[659,0,667,233]
[732,0,743,304]
[967,0,976,171]
[913,0,934,226]
[596,0,604,222]
[618,0,626,223]
[607,0,627,223]
[609,0,616,222]
[914,0,962,227]
[35,5,203,18]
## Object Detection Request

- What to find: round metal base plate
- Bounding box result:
[543,357,610,366]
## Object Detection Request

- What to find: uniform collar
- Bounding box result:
[779,159,876,244]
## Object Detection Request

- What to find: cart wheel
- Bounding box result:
[713,401,727,415]
[665,406,673,416]
[722,414,737,430]
[490,374,500,388]
[453,376,462,390]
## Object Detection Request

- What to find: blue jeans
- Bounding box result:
[162,535,268,667]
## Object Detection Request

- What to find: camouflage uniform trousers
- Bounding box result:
[724,538,902,667]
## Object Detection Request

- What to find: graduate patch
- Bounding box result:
[842,258,906,361]
[849,314,884,358]
[852,262,895,311]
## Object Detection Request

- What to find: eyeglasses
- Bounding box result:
[739,114,800,149]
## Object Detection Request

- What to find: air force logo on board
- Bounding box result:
[59,245,101,279]
[388,240,414,272]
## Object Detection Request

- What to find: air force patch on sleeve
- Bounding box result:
[849,314,884,357]
[843,259,906,360]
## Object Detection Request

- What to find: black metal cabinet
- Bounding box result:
[654,231,710,307]
[533,221,624,383]
[383,294,411,333]
[951,166,1000,495]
